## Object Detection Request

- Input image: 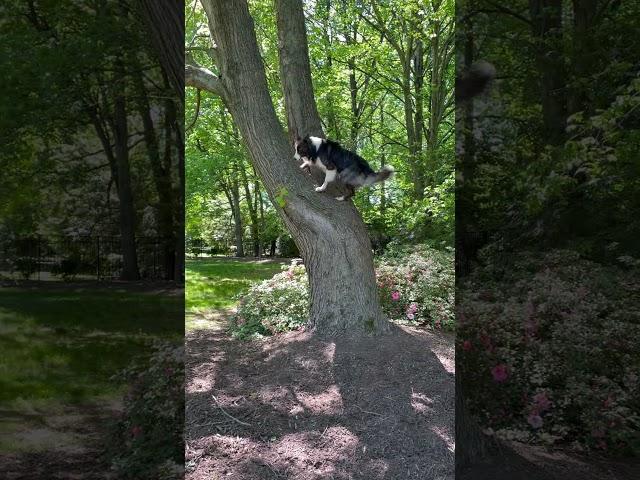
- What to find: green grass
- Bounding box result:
[0,287,183,406]
[186,257,285,330]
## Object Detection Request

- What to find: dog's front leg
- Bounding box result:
[315,169,337,192]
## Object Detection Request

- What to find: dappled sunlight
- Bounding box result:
[431,425,455,453]
[295,384,344,415]
[411,391,435,415]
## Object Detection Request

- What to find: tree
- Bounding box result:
[187,0,388,334]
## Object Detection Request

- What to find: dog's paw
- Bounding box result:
[335,196,345,201]
[315,186,325,192]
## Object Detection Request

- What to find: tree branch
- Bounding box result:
[185,62,225,99]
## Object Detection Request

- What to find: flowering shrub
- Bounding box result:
[376,243,455,330]
[108,342,184,479]
[232,260,308,338]
[231,244,455,337]
[458,249,640,454]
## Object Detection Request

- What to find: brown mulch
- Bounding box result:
[0,403,118,480]
[185,324,455,480]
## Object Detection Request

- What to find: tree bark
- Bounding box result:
[132,67,176,280]
[192,0,388,335]
[136,0,184,102]
[529,0,566,145]
[112,59,140,280]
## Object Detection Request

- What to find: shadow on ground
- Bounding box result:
[186,324,455,480]
[457,441,640,480]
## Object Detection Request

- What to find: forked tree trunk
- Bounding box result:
[191,0,388,335]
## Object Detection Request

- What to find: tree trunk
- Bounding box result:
[136,0,184,102]
[132,68,176,280]
[529,0,566,145]
[112,59,140,280]
[193,0,388,335]
[229,171,244,258]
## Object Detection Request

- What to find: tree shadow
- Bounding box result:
[185,324,454,479]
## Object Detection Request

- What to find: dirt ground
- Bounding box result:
[0,403,117,480]
[185,323,455,480]
[458,441,640,480]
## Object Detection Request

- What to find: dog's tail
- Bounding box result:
[364,165,395,185]
[456,61,496,102]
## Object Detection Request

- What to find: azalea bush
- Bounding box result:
[108,342,184,479]
[232,260,308,338]
[231,244,455,337]
[458,249,640,454]
[376,242,455,329]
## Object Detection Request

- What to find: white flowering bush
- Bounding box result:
[232,245,455,338]
[232,260,308,338]
[458,249,640,454]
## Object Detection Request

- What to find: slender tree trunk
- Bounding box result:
[239,160,260,257]
[193,0,388,334]
[529,0,566,145]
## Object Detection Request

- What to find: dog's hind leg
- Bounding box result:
[315,169,337,192]
[335,185,355,201]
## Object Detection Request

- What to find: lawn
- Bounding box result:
[186,257,286,330]
[0,285,183,452]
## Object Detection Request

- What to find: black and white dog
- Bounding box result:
[293,136,394,201]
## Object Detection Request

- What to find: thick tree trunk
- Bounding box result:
[275,0,323,141]
[137,0,184,102]
[132,69,176,280]
[112,59,140,281]
[193,0,388,335]
[455,14,495,468]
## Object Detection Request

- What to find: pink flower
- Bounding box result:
[491,364,509,382]
[527,413,543,429]
[391,291,400,301]
[532,392,551,412]
[406,302,418,314]
[462,340,473,351]
[407,313,415,320]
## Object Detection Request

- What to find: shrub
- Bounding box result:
[15,256,38,279]
[232,260,308,338]
[458,249,640,454]
[376,243,455,330]
[107,342,184,479]
[231,244,455,337]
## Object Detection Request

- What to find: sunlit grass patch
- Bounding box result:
[186,258,285,330]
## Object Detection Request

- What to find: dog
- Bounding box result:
[293,136,394,201]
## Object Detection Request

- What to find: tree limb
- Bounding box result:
[185,62,225,99]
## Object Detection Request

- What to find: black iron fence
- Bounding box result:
[0,236,174,281]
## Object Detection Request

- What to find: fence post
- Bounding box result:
[36,236,40,281]
[96,236,101,280]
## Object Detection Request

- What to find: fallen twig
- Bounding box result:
[355,405,385,416]
[212,395,252,427]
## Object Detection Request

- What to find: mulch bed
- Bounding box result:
[186,324,455,480]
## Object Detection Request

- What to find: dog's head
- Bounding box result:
[293,136,317,161]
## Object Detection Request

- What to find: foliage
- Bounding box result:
[108,342,184,479]
[232,245,455,337]
[186,0,455,253]
[377,243,455,329]
[458,249,640,453]
[232,260,308,339]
